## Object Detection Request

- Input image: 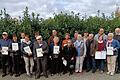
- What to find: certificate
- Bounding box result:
[53,46,60,54]
[63,59,67,66]
[36,48,43,57]
[107,47,113,55]
[24,46,32,54]
[21,39,25,43]
[95,51,106,59]
[12,43,19,51]
[2,47,8,55]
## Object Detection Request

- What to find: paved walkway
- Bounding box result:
[0,71,120,80]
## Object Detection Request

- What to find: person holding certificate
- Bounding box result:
[62,40,76,75]
[95,36,106,73]
[9,34,21,77]
[0,32,12,77]
[49,36,62,75]
[21,35,34,77]
[114,28,120,73]
[74,34,86,73]
[33,36,49,79]
[106,33,120,76]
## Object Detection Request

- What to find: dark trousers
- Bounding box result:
[50,58,62,74]
[35,57,47,77]
[86,56,92,70]
[96,59,105,71]
[13,55,20,74]
[2,55,9,74]
[117,49,120,71]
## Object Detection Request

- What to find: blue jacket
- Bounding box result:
[107,39,120,55]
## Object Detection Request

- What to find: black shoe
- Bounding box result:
[2,73,7,77]
[116,70,120,74]
[10,73,13,76]
[44,75,48,78]
[15,74,20,77]
[92,69,96,73]
[86,69,91,72]
[63,71,67,74]
[35,75,40,79]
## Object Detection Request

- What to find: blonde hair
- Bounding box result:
[77,34,82,40]
[53,36,59,42]
[108,33,114,37]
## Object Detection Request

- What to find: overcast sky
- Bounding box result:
[0,0,120,18]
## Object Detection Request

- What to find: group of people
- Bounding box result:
[0,27,120,79]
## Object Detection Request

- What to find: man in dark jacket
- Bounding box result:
[62,40,76,75]
[33,36,48,79]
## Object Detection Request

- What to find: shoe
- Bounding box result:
[44,75,48,78]
[15,74,20,77]
[10,73,13,76]
[86,69,91,72]
[2,73,7,77]
[27,74,32,78]
[116,70,120,74]
[110,73,114,76]
[100,70,104,74]
[107,72,111,75]
[51,74,54,76]
[92,69,96,73]
[35,75,40,79]
[75,70,79,73]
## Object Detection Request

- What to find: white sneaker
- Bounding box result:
[75,70,79,73]
[107,72,110,75]
[110,73,114,76]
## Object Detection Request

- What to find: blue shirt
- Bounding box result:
[74,40,84,56]
[0,39,12,49]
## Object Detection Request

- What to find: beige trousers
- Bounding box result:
[75,56,85,72]
[107,55,117,74]
[24,57,34,75]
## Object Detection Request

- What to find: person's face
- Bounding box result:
[52,31,57,36]
[25,36,29,42]
[84,32,88,37]
[99,29,104,35]
[21,33,25,38]
[65,35,70,39]
[2,34,8,39]
[74,33,78,39]
[88,35,93,40]
[13,37,17,41]
[67,40,72,46]
[108,35,113,40]
[37,38,42,43]
[77,36,82,41]
[115,28,120,34]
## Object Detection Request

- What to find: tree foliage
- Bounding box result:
[0,7,120,39]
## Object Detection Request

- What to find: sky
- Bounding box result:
[0,0,120,19]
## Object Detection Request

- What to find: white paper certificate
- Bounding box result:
[2,47,8,55]
[21,39,25,43]
[107,47,114,55]
[36,48,43,57]
[12,43,19,51]
[95,51,106,59]
[63,60,67,66]
[24,46,32,54]
[53,46,60,54]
